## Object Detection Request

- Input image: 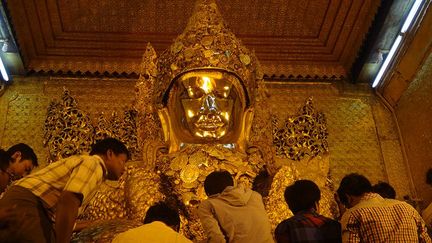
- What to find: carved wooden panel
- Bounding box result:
[5,0,380,78]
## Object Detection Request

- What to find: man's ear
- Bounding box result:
[314,201,320,212]
[11,151,22,162]
[106,149,114,158]
[346,195,354,208]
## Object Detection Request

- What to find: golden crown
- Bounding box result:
[154,0,263,107]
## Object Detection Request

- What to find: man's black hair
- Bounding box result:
[426,168,432,186]
[252,169,273,197]
[372,181,396,199]
[284,180,320,214]
[0,143,38,171]
[337,173,372,206]
[143,202,180,231]
[204,170,234,196]
[89,138,130,159]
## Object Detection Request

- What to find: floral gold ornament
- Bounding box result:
[43,89,141,163]
[43,89,95,163]
[272,97,329,161]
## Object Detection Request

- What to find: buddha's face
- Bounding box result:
[165,70,248,145]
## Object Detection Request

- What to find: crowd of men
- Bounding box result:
[0,138,430,243]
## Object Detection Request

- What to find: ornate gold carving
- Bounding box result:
[70,219,142,242]
[265,163,298,230]
[156,144,265,206]
[78,178,127,221]
[94,110,141,160]
[54,1,373,242]
[43,89,141,162]
[124,166,164,221]
[135,43,166,169]
[266,98,334,231]
[155,0,262,107]
[266,154,337,231]
[75,2,335,241]
[272,97,329,161]
[79,163,164,222]
[43,90,95,162]
[249,80,276,174]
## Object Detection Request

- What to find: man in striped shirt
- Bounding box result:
[0,137,129,243]
[337,173,431,243]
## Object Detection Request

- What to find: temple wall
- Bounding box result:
[0,76,414,199]
[266,81,412,199]
[395,51,432,209]
[379,6,432,208]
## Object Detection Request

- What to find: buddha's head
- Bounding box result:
[159,69,252,151]
[153,0,263,152]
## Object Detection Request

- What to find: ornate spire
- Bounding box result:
[135,43,165,167]
[154,0,263,107]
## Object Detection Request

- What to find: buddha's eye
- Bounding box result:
[185,86,205,98]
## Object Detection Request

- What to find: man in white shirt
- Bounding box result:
[198,171,274,243]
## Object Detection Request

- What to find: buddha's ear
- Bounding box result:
[157,108,181,153]
[243,107,254,141]
[235,107,254,152]
[157,108,171,144]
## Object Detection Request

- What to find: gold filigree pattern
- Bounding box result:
[135,43,166,169]
[78,179,127,221]
[265,163,299,230]
[272,97,328,161]
[43,89,141,162]
[250,80,276,174]
[266,154,337,231]
[79,163,163,222]
[124,166,164,221]
[156,144,265,206]
[43,90,95,163]
[71,219,142,243]
[94,110,141,160]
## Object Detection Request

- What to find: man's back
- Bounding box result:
[275,209,341,243]
[112,221,192,243]
[15,154,106,214]
[341,193,431,242]
[198,185,273,243]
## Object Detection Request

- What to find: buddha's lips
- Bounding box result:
[195,116,224,131]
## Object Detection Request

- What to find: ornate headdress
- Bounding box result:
[154,0,263,107]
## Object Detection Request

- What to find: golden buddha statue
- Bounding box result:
[71,0,335,241]
[133,0,270,208]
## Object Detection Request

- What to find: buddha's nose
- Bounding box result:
[200,93,219,113]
